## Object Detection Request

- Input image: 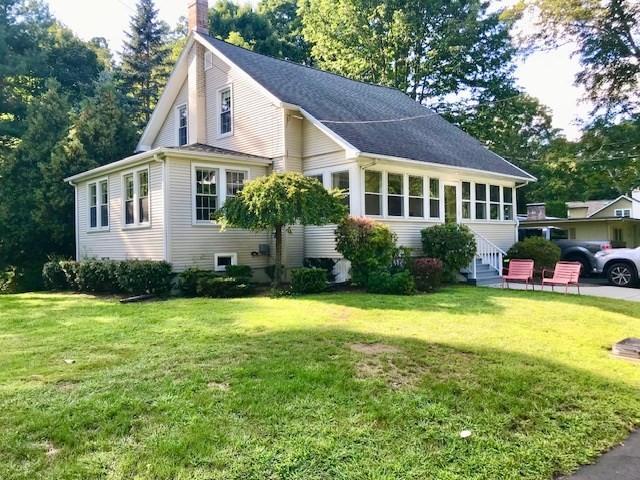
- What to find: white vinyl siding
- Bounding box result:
[77,162,165,261]
[152,80,188,148]
[167,157,273,272]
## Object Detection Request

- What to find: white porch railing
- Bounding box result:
[467,228,507,280]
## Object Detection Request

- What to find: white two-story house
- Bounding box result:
[65,0,535,282]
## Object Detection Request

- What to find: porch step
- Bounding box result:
[462,259,502,286]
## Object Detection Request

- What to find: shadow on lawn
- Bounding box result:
[3,325,639,479]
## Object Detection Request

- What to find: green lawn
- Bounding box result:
[1,287,639,479]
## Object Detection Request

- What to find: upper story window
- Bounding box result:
[177,104,188,146]
[615,208,631,218]
[88,179,109,230]
[332,171,350,208]
[364,170,382,216]
[195,167,218,222]
[219,87,232,136]
[204,51,213,71]
[123,167,150,228]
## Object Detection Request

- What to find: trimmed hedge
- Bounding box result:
[410,257,444,292]
[290,267,327,294]
[225,264,252,280]
[177,268,211,296]
[366,270,416,295]
[42,259,173,295]
[196,276,254,298]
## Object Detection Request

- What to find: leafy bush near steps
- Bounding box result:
[507,237,561,271]
[290,267,327,294]
[410,257,444,292]
[366,269,416,295]
[421,223,476,281]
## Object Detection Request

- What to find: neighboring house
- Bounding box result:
[520,191,640,248]
[65,0,535,282]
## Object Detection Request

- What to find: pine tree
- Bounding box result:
[119,0,170,132]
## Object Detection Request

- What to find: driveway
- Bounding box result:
[488,277,640,302]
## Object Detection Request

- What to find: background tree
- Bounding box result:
[119,0,170,132]
[216,173,347,287]
[259,0,312,64]
[508,0,640,118]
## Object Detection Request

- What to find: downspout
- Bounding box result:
[154,153,170,264]
[67,180,79,261]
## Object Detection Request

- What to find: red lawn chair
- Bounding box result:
[541,261,582,294]
[502,259,535,290]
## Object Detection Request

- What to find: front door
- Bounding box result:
[444,184,458,223]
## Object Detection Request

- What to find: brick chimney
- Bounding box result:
[526,203,546,221]
[188,0,209,34]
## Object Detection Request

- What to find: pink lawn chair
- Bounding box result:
[502,259,535,290]
[541,261,582,294]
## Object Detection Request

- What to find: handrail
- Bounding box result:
[466,227,507,279]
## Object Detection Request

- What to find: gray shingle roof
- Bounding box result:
[199,33,534,180]
[166,143,270,161]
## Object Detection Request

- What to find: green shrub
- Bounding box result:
[303,258,337,282]
[59,261,80,290]
[0,268,17,294]
[76,260,120,293]
[116,260,173,295]
[225,264,252,280]
[366,270,416,295]
[421,224,476,281]
[335,217,398,286]
[196,276,254,298]
[177,268,210,296]
[410,257,444,292]
[507,237,561,271]
[42,261,68,291]
[290,267,327,294]
[1,264,44,293]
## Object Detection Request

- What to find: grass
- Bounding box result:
[1,287,639,479]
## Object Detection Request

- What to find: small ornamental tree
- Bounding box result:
[215,173,347,287]
[421,223,477,281]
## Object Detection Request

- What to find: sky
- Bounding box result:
[46,0,591,139]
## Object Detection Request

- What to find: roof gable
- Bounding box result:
[589,196,633,218]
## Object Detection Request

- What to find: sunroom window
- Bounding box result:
[475,183,487,220]
[195,167,218,222]
[123,168,150,227]
[408,176,424,217]
[332,171,350,208]
[89,183,98,229]
[138,170,149,224]
[429,178,440,218]
[462,182,471,219]
[503,187,514,221]
[364,171,382,216]
[490,185,500,220]
[124,174,135,225]
[226,170,246,198]
[387,173,404,217]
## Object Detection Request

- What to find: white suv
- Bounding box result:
[595,247,640,287]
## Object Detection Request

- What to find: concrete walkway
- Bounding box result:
[561,431,640,480]
[487,278,640,302]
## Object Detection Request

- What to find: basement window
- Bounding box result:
[215,253,237,272]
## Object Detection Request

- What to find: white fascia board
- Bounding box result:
[65,148,272,184]
[358,151,536,183]
[136,36,195,151]
[193,32,284,109]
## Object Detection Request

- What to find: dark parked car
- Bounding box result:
[554,240,611,276]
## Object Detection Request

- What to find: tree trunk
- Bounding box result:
[273,224,283,288]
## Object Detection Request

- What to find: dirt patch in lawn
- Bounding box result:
[207,381,230,391]
[43,441,60,459]
[348,343,426,389]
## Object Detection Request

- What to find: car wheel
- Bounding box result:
[606,262,637,287]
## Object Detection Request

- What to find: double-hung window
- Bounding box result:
[429,178,440,218]
[615,209,631,218]
[364,170,382,216]
[332,171,350,209]
[88,179,110,230]
[307,174,323,185]
[387,173,404,217]
[490,185,500,220]
[408,176,424,217]
[226,170,246,199]
[503,187,514,221]
[475,183,487,220]
[219,87,232,136]
[462,182,471,219]
[195,167,218,222]
[177,105,188,146]
[123,168,150,228]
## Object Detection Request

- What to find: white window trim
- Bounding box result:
[407,174,425,219]
[216,84,234,139]
[386,172,405,217]
[87,177,110,232]
[175,103,188,147]
[192,162,251,226]
[214,253,238,272]
[121,166,151,230]
[304,164,358,214]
